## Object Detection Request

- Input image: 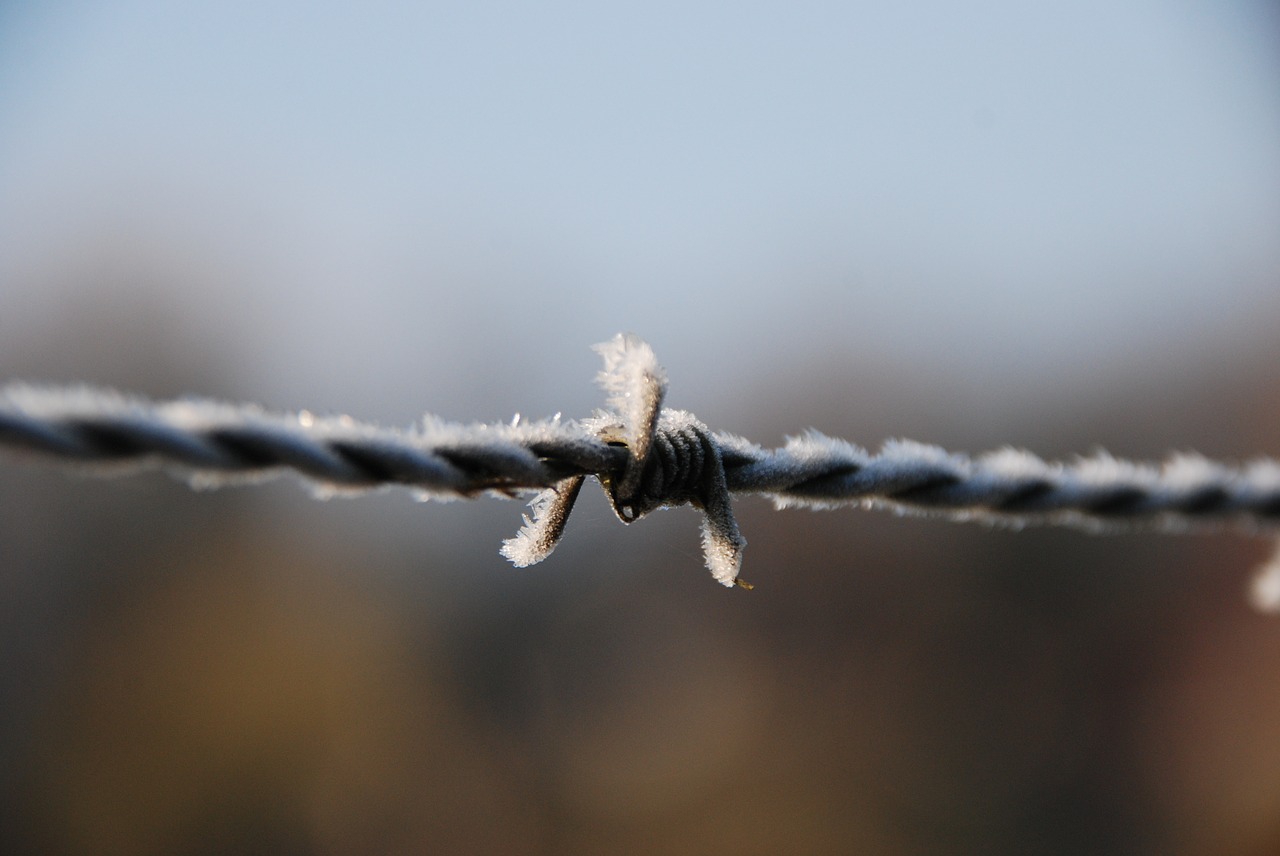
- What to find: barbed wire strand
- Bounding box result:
[2,335,1278,598]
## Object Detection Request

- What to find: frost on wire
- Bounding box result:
[2,334,1280,597]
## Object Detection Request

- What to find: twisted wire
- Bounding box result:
[3,384,1277,529]
[0,385,625,497]
[3,331,1280,593]
[717,434,1280,529]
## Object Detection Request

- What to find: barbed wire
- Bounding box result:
[2,335,1278,595]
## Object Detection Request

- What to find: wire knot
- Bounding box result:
[500,334,749,588]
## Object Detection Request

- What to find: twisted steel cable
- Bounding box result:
[2,335,1279,593]
[0,384,625,496]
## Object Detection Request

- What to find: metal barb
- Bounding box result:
[504,334,748,588]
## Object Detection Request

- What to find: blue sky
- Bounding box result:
[0,1,1277,420]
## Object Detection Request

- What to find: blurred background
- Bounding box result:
[1,1,1279,853]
